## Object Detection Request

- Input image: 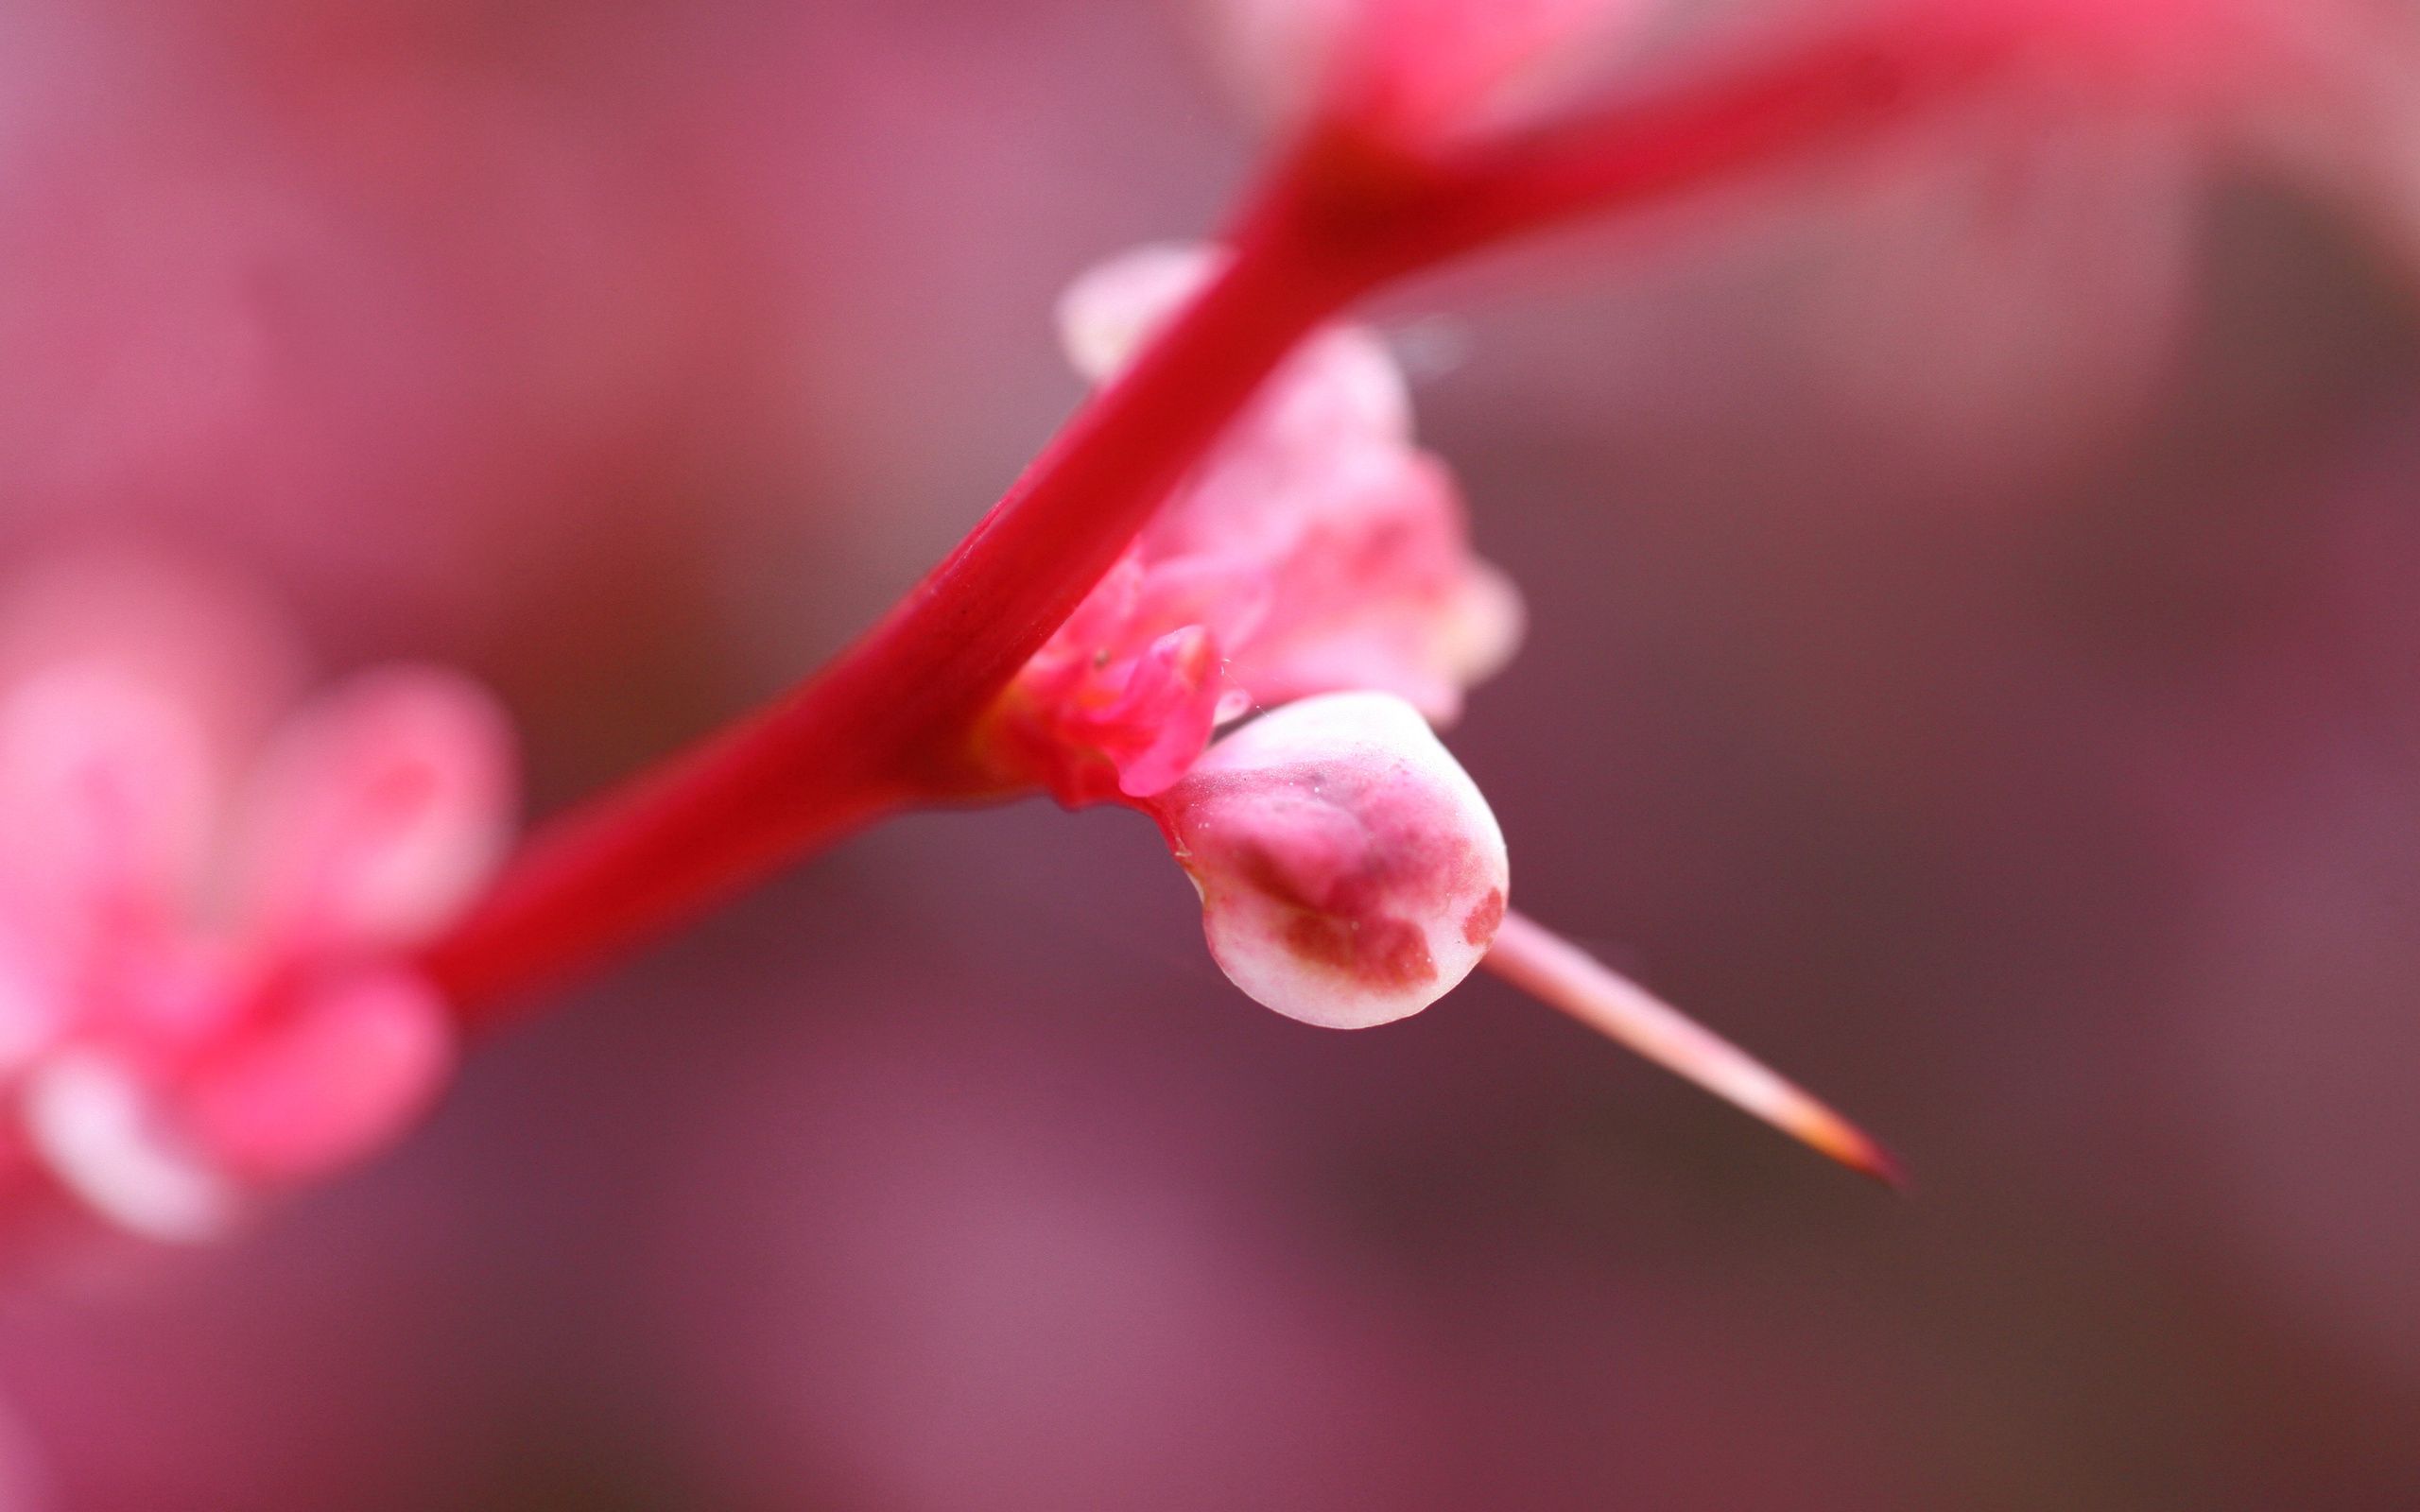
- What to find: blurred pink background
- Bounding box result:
[1,1,2415,1507]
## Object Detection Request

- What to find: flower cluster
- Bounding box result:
[970,245,1519,1027]
[976,244,1521,810]
[0,560,513,1241]
[964,245,1896,1188]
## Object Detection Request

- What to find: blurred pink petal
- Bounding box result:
[225,665,516,956]
[1203,0,1647,140]
[0,667,216,989]
[0,556,514,1244]
[176,970,453,1186]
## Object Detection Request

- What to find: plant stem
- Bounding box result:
[424,13,2001,1029]
[1386,15,2001,276]
[425,215,1363,1022]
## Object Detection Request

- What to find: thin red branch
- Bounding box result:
[425,222,1364,1021]
[424,12,2007,1029]
[1387,16,2006,274]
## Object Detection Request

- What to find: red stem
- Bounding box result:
[424,14,1998,1028]
[425,216,1366,1020]
[1387,17,2003,275]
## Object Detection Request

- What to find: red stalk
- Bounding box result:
[1376,17,2004,277]
[426,219,1366,1020]
[424,15,2000,1029]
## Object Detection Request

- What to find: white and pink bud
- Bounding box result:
[1146,692,1507,1029]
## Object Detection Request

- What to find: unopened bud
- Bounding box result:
[1150,692,1507,1028]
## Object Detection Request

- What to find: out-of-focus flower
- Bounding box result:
[1801,0,2420,463]
[0,0,765,641]
[974,244,1520,810]
[1204,0,1645,142]
[1190,0,2420,472]
[0,558,514,1243]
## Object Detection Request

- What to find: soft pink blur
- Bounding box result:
[0,3,2414,1510]
[0,553,510,1246]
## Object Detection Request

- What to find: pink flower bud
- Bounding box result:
[1147,692,1508,1028]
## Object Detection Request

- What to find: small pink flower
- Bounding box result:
[0,557,514,1241]
[974,244,1520,808]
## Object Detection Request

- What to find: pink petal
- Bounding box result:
[1218,448,1525,722]
[1125,554,1275,650]
[1056,243,1229,384]
[20,1050,239,1244]
[1058,243,1409,451]
[177,969,455,1186]
[226,664,517,954]
[1091,627,1232,800]
[0,664,217,968]
[1148,692,1508,1028]
[0,551,307,783]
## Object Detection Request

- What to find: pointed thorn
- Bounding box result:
[1484,909,1908,1191]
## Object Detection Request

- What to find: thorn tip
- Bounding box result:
[1484,908,1907,1191]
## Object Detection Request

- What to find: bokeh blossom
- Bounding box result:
[0,557,513,1243]
[1194,0,2420,469]
[1206,0,1644,140]
[947,246,1892,1178]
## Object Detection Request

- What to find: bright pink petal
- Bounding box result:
[1086,627,1233,800]
[177,969,455,1186]
[1058,243,1409,454]
[0,551,307,785]
[0,664,217,979]
[1216,447,1524,723]
[1057,243,1230,384]
[226,664,517,955]
[984,244,1523,807]
[0,552,320,1042]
